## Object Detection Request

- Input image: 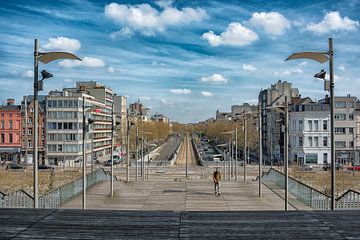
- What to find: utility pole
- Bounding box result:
[284,96,289,211]
[136,126,138,181]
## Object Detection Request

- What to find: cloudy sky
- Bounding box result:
[0,0,359,123]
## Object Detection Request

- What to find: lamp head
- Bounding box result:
[314,69,326,79]
[40,69,53,80]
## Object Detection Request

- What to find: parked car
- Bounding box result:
[323,163,343,171]
[6,163,25,170]
[38,164,55,170]
[347,165,360,171]
[300,164,313,171]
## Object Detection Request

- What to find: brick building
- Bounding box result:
[0,99,22,162]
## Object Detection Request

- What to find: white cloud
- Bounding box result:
[201,91,212,97]
[42,37,81,52]
[199,73,228,84]
[170,88,191,94]
[324,73,342,82]
[140,96,152,100]
[338,64,345,72]
[59,56,105,68]
[248,12,291,36]
[105,2,207,36]
[274,68,303,77]
[242,64,257,72]
[63,79,73,83]
[22,70,33,78]
[110,27,134,39]
[299,61,307,67]
[107,66,115,73]
[152,61,166,66]
[202,22,258,47]
[305,11,359,34]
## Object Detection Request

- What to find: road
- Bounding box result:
[175,135,199,166]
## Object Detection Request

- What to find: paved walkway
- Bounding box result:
[62,172,304,210]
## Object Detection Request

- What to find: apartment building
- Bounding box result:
[332,96,357,163]
[114,95,127,148]
[259,80,300,159]
[20,95,46,164]
[0,99,22,162]
[356,101,360,164]
[46,82,113,166]
[289,102,331,165]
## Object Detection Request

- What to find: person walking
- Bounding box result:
[213,168,221,196]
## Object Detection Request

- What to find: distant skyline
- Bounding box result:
[0,0,359,123]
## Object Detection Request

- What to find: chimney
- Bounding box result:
[7,98,15,106]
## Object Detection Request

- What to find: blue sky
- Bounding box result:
[0,0,359,123]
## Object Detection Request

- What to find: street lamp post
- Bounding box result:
[286,37,336,210]
[284,96,289,211]
[33,39,81,208]
[258,104,262,197]
[110,98,115,197]
[244,114,247,183]
[235,126,238,181]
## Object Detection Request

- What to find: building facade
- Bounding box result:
[0,99,22,162]
[114,95,127,149]
[259,80,300,161]
[20,95,46,165]
[46,82,113,166]
[289,102,331,165]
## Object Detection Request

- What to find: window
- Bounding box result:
[349,141,354,148]
[335,114,346,120]
[47,144,57,152]
[299,137,303,147]
[63,100,69,107]
[314,137,319,147]
[335,128,346,134]
[314,120,319,131]
[298,120,303,131]
[335,141,346,148]
[323,153,328,164]
[9,120,13,129]
[28,117,32,124]
[305,153,318,164]
[9,113,12,117]
[47,122,55,129]
[349,128,354,134]
[57,122,62,130]
[0,133,4,143]
[58,100,63,107]
[9,133,13,143]
[323,137,328,147]
[28,140,32,148]
[308,120,313,131]
[349,114,354,120]
[323,120,328,131]
[335,101,346,108]
[308,137,313,147]
[28,129,32,135]
[57,144,63,152]
[1,120,4,129]
[30,107,34,112]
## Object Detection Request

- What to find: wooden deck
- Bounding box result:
[1,208,360,239]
